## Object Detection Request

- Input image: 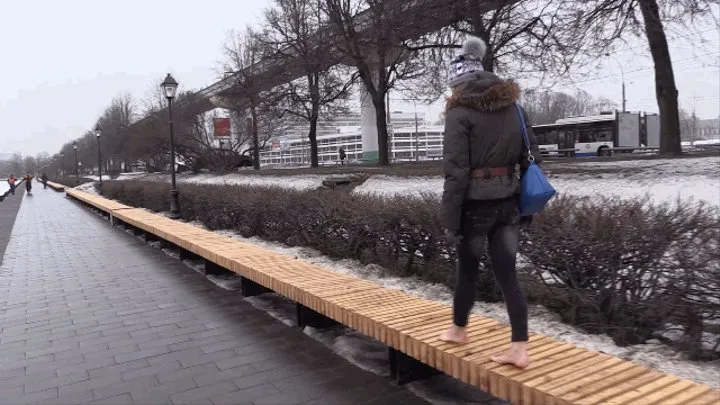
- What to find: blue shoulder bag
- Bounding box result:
[514,103,556,216]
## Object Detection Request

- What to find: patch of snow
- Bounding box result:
[352,156,720,207]
[119,172,324,191]
[353,175,441,198]
[74,182,99,195]
[550,176,719,207]
[243,294,297,327]
[303,326,390,377]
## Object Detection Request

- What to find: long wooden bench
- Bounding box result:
[45,181,66,192]
[64,188,720,405]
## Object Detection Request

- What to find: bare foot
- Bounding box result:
[491,342,531,368]
[439,325,469,344]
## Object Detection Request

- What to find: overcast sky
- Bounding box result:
[1,0,718,157]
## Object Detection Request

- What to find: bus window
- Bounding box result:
[545,130,559,144]
[596,129,612,142]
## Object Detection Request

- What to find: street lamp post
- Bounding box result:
[161,73,180,219]
[413,101,420,162]
[73,141,79,185]
[95,126,103,187]
[606,53,627,112]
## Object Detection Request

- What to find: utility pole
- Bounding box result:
[606,54,627,112]
[691,108,697,147]
[414,101,420,162]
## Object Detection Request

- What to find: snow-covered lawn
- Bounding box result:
[117,171,324,191]
[353,156,720,207]
[113,156,720,207]
[74,182,99,194]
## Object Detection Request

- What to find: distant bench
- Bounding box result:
[45,181,66,192]
[63,186,719,405]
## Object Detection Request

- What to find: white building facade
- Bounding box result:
[259,123,445,167]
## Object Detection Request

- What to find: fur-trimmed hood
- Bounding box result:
[445,71,521,112]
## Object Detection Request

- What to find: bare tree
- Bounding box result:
[522,89,617,124]
[95,94,136,173]
[263,0,357,167]
[323,0,433,166]
[566,0,717,155]
[220,27,291,170]
[401,0,584,102]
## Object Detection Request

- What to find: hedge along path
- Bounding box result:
[64,187,720,405]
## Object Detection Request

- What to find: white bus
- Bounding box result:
[532,112,651,157]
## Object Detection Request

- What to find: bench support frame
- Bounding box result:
[296,304,338,329]
[204,260,233,277]
[240,277,272,297]
[388,347,441,385]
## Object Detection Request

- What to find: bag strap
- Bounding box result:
[514,103,535,162]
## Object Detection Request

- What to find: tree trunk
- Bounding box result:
[468,1,495,72]
[373,94,390,166]
[639,0,682,155]
[250,103,260,170]
[308,74,320,168]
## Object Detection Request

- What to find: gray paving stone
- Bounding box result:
[87,358,149,378]
[169,381,238,405]
[119,360,183,382]
[88,393,133,405]
[37,389,95,405]
[155,362,220,385]
[24,371,90,394]
[193,364,258,388]
[0,190,434,405]
[91,376,160,401]
[210,383,280,405]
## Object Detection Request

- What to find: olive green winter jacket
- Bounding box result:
[441,71,542,232]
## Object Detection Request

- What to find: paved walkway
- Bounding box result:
[0,187,431,405]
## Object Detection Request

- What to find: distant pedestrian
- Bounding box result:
[41,173,48,189]
[439,37,541,369]
[339,148,346,165]
[7,174,17,195]
[24,173,33,193]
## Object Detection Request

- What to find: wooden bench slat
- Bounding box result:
[689,391,720,405]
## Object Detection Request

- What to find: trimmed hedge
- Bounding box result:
[101,180,720,360]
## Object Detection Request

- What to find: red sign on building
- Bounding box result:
[213,118,231,137]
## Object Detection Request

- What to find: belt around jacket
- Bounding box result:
[470,166,515,179]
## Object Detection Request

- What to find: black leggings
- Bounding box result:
[453,197,528,342]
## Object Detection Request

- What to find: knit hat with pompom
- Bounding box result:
[448,37,487,88]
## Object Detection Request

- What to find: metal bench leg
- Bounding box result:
[240,277,271,297]
[296,304,338,329]
[204,260,230,276]
[388,347,441,385]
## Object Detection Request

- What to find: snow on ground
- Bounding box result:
[549,155,719,177]
[148,219,718,389]
[353,156,720,207]
[117,172,324,191]
[74,182,99,195]
[113,156,720,206]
